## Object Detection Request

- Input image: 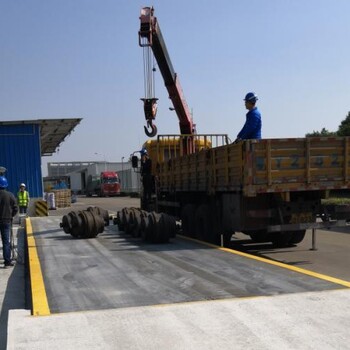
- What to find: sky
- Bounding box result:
[1,0,350,176]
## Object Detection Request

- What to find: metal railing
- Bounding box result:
[155,134,230,163]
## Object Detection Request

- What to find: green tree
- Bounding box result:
[305,127,337,137]
[337,111,350,136]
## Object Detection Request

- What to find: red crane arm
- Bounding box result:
[139,7,195,136]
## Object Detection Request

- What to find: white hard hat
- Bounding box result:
[20,183,26,187]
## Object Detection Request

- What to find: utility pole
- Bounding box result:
[121,157,125,189]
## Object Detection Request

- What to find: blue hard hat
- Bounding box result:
[140,148,148,155]
[244,92,258,103]
[0,176,8,188]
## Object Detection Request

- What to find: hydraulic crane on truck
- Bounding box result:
[134,6,350,248]
[139,6,196,154]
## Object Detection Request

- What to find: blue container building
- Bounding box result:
[0,119,82,198]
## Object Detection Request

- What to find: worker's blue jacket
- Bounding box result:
[237,107,262,140]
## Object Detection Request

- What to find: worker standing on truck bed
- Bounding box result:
[140,149,153,206]
[235,92,262,142]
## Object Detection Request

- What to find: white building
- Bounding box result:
[47,161,141,194]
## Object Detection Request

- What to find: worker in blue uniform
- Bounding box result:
[0,176,18,268]
[235,92,262,142]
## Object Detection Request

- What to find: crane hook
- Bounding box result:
[141,98,158,137]
[144,120,157,137]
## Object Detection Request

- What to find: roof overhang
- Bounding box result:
[0,118,82,156]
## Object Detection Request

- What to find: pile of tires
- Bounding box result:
[115,207,177,243]
[60,206,109,238]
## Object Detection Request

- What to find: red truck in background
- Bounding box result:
[86,171,120,197]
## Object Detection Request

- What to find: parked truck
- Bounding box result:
[135,7,350,247]
[142,135,350,247]
[86,171,120,197]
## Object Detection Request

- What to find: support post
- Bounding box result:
[310,228,317,251]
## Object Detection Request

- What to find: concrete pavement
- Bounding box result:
[0,223,28,350]
[6,288,350,350]
[2,206,350,349]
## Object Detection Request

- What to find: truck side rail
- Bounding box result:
[156,134,231,192]
[156,136,350,196]
[155,134,230,160]
[243,137,350,196]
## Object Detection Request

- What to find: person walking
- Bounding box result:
[17,183,30,215]
[235,92,262,142]
[0,176,18,268]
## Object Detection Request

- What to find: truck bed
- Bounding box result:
[158,137,350,196]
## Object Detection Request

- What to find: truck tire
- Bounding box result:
[249,230,271,243]
[271,231,292,248]
[181,204,196,237]
[289,230,306,244]
[222,231,233,248]
[195,204,212,242]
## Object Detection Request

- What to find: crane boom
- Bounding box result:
[139,7,195,137]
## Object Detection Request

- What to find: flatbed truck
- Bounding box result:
[136,7,350,247]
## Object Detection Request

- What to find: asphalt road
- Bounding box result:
[27,195,348,314]
[32,216,341,314]
[54,195,350,282]
[231,229,350,281]
[4,195,350,350]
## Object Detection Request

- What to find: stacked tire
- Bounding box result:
[115,207,176,244]
[60,207,108,238]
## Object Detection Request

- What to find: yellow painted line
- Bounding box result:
[26,217,51,316]
[179,234,350,288]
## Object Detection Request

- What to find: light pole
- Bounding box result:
[121,157,125,189]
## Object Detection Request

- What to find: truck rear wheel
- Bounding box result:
[194,204,220,245]
[249,230,271,243]
[195,204,212,241]
[289,230,306,244]
[222,231,233,247]
[181,204,196,237]
[271,231,293,248]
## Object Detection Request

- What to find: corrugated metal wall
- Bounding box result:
[0,124,43,197]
